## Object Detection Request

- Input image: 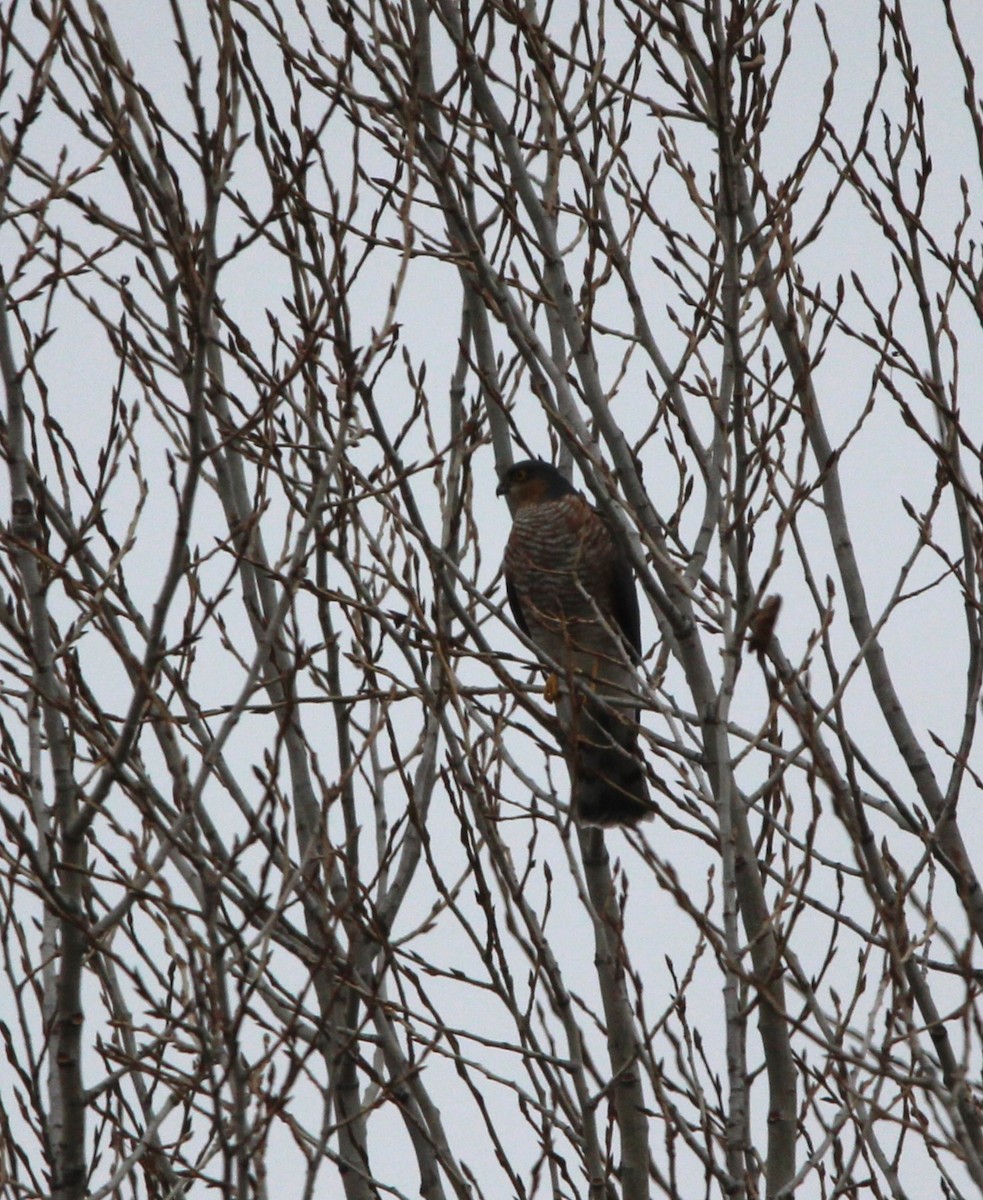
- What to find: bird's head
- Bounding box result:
[495,459,576,508]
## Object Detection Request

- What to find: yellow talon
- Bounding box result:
[543,673,560,703]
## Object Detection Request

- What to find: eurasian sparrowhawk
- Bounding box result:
[497,460,653,827]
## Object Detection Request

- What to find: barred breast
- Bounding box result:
[505,496,624,681]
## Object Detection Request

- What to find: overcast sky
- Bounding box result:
[5,2,983,1197]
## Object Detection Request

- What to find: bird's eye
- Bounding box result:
[514,467,527,481]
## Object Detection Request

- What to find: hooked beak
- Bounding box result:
[495,479,508,497]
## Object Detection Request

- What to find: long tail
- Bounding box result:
[568,701,654,827]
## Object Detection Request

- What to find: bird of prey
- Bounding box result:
[497,459,653,827]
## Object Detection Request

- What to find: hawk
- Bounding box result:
[497,459,654,827]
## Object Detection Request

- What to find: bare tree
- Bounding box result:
[2,2,983,1198]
